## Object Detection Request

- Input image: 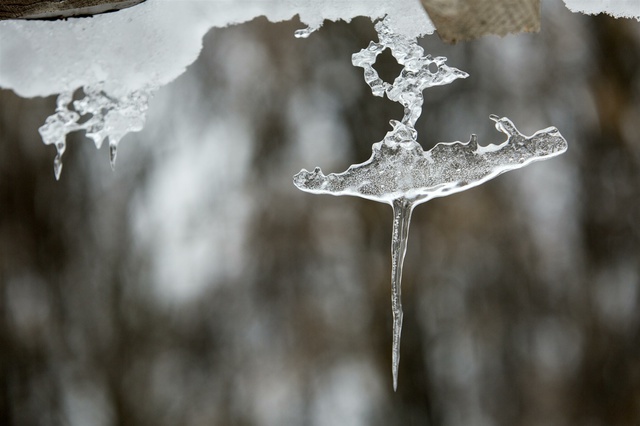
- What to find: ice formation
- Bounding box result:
[351,20,468,128]
[293,17,568,390]
[38,84,155,179]
[294,118,568,204]
[0,0,631,99]
[0,0,613,179]
[0,0,434,179]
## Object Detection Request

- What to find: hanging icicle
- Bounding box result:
[293,16,568,390]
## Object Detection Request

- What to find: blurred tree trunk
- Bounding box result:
[570,14,640,426]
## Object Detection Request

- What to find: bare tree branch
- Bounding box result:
[0,0,146,20]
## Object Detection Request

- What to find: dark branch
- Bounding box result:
[0,0,146,20]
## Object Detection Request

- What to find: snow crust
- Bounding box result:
[563,0,640,20]
[2,0,638,99]
[0,0,434,98]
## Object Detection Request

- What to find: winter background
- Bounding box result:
[1,1,640,425]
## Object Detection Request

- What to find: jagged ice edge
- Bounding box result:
[351,17,468,128]
[38,84,156,180]
[293,116,568,205]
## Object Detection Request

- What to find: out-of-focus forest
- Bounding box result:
[1,2,639,425]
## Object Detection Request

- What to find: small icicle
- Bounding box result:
[109,142,118,170]
[390,198,414,391]
[53,154,63,180]
[53,140,66,180]
[38,84,156,180]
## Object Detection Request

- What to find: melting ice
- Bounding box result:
[38,84,155,179]
[293,17,568,390]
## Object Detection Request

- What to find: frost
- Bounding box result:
[38,84,155,179]
[293,17,568,390]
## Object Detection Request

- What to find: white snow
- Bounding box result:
[0,0,434,178]
[1,0,637,100]
[563,0,640,20]
[0,0,434,99]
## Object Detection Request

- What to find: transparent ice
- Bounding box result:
[293,17,568,390]
[38,84,156,180]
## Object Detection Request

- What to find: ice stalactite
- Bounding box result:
[293,17,568,390]
[38,84,156,179]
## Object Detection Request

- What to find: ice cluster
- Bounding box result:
[0,0,434,99]
[294,17,568,390]
[351,19,468,127]
[0,0,435,179]
[38,84,155,179]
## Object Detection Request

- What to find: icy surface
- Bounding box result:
[563,0,640,20]
[294,17,568,390]
[39,84,155,179]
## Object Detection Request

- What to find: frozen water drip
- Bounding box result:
[293,16,568,390]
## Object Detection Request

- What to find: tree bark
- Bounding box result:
[421,0,540,43]
[0,0,146,20]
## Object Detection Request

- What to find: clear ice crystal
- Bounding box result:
[293,17,568,391]
[38,84,155,179]
[293,117,568,206]
[352,19,468,127]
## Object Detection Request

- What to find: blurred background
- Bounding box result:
[1,1,640,425]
